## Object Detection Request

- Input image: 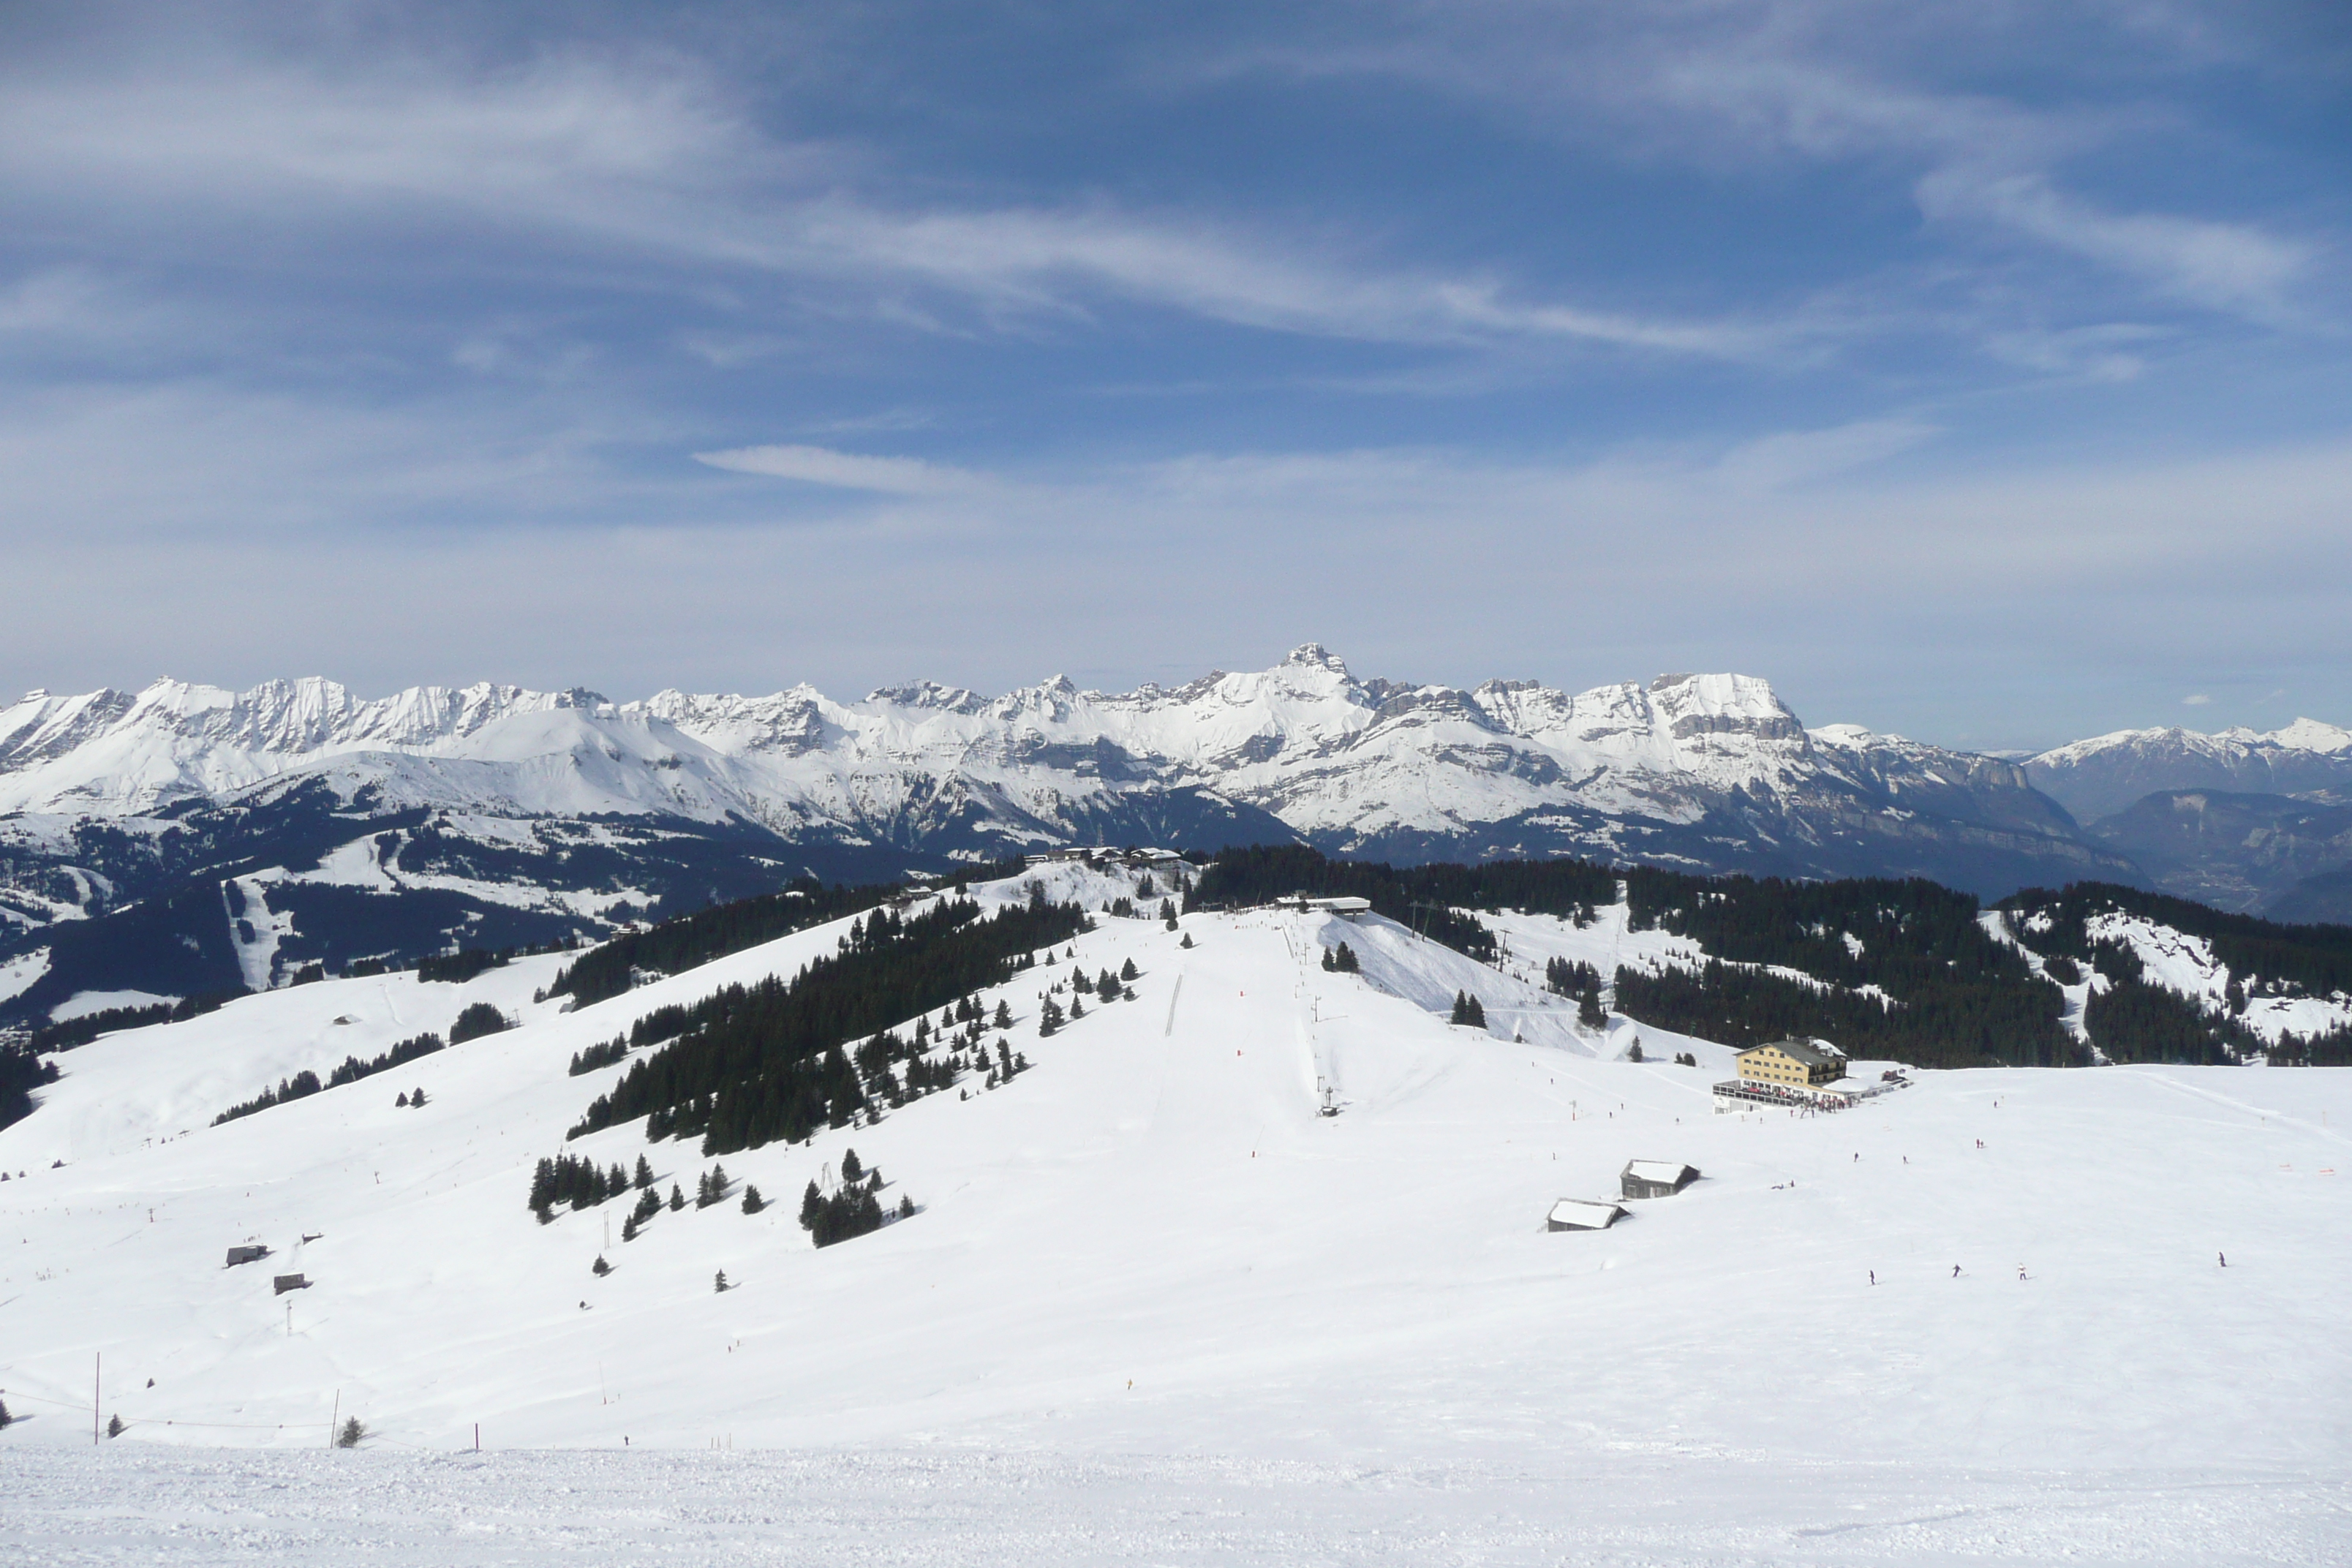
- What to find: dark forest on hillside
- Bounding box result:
[567,888,1087,1154]
[1199,846,2352,1068]
[546,861,1028,1007]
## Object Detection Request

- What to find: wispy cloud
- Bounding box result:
[693,443,990,495]
[1916,167,2312,320]
[1231,3,2330,332]
[0,49,1789,362]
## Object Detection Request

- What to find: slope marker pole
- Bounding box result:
[94,1352,100,1444]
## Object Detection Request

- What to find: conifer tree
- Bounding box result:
[714,1270,728,1293]
[338,1417,364,1447]
[1180,932,1194,949]
[842,1148,863,1183]
[0,1396,12,1430]
[1068,995,1085,1019]
[1578,981,1606,1030]
[592,1254,611,1276]
[396,1090,409,1107]
[802,1179,823,1227]
[1322,948,1336,970]
[108,1414,124,1438]
[1039,996,1064,1036]
[742,1184,764,1215]
[898,1194,915,1218]
[635,1155,654,1189]
[1160,899,1177,929]
[669,1183,685,1212]
[995,1000,1013,1030]
[621,1213,639,1243]
[1098,969,1120,1003]
[1120,957,1138,981]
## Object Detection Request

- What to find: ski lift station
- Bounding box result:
[1270,894,1372,917]
[1620,1160,1701,1199]
[1545,1198,1627,1232]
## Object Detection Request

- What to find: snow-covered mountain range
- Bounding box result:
[2026,717,2352,823]
[6,646,2349,1028]
[1,645,2116,875]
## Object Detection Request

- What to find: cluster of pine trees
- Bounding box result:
[1039,957,1139,1035]
[1613,960,2077,1068]
[797,1148,914,1247]
[545,867,1019,1007]
[568,1037,628,1076]
[328,1030,445,1086]
[448,1003,509,1044]
[212,1030,448,1126]
[2081,970,2253,1066]
[529,1151,633,1221]
[565,890,1086,1156]
[0,1042,61,1131]
[1319,942,1360,973]
[26,988,244,1054]
[1448,992,1487,1028]
[1543,957,1607,1028]
[417,948,508,984]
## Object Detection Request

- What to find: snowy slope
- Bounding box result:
[1,872,2345,1504]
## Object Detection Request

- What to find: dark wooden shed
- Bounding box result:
[1621,1160,1701,1199]
[225,1245,269,1267]
[272,1273,310,1294]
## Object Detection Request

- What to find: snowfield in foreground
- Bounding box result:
[1,870,2347,1562]
[3,1446,2343,1566]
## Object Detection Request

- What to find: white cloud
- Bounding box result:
[2182,693,2213,706]
[1916,168,2312,320]
[0,49,1814,363]
[1238,6,2327,331]
[693,444,989,496]
[1711,418,1940,491]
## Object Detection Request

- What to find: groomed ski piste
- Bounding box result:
[1,863,2347,1564]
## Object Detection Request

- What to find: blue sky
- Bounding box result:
[1,1,2346,750]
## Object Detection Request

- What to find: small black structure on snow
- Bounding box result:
[225,1245,270,1267]
[1621,1160,1701,1199]
[1545,1199,1627,1232]
[272,1273,310,1294]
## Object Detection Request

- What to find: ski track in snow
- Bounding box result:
[1,862,2347,1562]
